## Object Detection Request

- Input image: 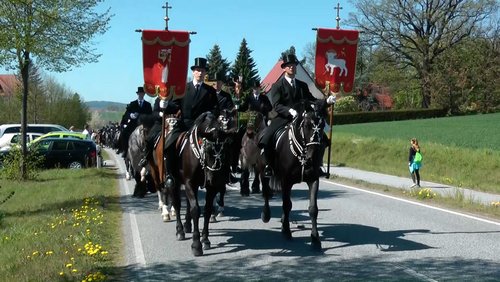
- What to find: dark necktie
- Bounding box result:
[291,79,295,91]
[139,100,142,107]
[195,83,200,94]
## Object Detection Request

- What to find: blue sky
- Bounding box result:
[13,0,356,104]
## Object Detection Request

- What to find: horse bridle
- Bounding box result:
[288,111,324,180]
[189,123,229,172]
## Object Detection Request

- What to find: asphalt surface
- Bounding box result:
[104,149,500,281]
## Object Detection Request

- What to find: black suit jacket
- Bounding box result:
[177,82,219,129]
[120,99,153,125]
[217,90,235,111]
[268,77,316,120]
[239,93,272,118]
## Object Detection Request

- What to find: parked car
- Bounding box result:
[31,131,87,144]
[32,138,97,169]
[0,124,67,148]
[0,132,43,150]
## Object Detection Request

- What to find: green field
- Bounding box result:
[328,112,500,193]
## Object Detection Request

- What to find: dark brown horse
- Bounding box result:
[239,111,270,195]
[142,116,178,221]
[260,100,328,250]
[170,111,237,256]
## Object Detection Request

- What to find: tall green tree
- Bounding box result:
[0,0,112,179]
[348,0,498,108]
[206,44,230,80]
[230,38,260,95]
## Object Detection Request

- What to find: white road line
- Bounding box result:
[324,180,500,227]
[114,151,146,265]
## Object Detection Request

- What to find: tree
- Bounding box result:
[206,44,230,80]
[230,38,260,95]
[348,0,498,108]
[0,0,112,179]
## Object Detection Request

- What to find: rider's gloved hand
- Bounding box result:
[130,112,138,119]
[159,112,164,117]
[159,100,167,109]
[326,95,336,105]
[288,108,297,118]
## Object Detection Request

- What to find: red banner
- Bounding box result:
[315,28,359,93]
[142,30,190,99]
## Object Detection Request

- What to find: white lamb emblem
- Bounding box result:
[325,51,347,77]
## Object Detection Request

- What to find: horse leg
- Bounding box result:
[308,180,321,250]
[251,166,261,194]
[281,182,292,240]
[158,188,170,222]
[216,188,225,218]
[202,187,216,250]
[261,175,272,223]
[185,182,202,256]
[240,168,250,196]
[171,183,185,240]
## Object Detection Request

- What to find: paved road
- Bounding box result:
[106,149,500,281]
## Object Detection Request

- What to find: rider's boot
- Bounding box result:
[262,147,273,178]
[164,145,176,190]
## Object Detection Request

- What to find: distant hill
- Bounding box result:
[86,101,127,111]
[86,101,127,125]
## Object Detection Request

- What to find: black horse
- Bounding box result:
[169,111,237,256]
[260,100,328,250]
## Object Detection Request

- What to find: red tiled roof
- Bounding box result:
[261,60,284,93]
[0,74,19,97]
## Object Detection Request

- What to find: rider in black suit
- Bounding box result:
[139,58,220,189]
[117,87,152,157]
[259,54,335,177]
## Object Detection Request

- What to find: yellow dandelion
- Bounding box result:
[65,263,72,268]
[72,269,78,273]
[59,272,64,276]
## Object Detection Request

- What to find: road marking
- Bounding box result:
[114,151,146,265]
[325,180,500,227]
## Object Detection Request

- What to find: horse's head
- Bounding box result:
[291,100,327,167]
[245,111,266,139]
[192,111,236,186]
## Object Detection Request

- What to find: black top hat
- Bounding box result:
[136,86,145,93]
[213,72,226,82]
[281,54,299,68]
[190,57,209,71]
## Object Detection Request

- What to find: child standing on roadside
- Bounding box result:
[408,138,422,187]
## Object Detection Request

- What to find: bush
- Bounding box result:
[334,96,359,113]
[0,147,44,181]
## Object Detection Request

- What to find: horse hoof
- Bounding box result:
[210,215,217,223]
[176,232,185,241]
[192,245,203,256]
[282,230,292,240]
[162,214,171,222]
[261,207,271,223]
[311,241,322,251]
[203,241,211,250]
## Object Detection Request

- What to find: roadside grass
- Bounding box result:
[327,113,500,194]
[0,168,122,282]
[328,176,500,220]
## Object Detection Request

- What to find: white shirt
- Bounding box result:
[284,76,295,87]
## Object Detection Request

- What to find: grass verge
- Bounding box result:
[327,175,500,221]
[0,168,122,282]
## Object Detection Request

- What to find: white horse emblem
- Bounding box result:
[325,51,347,77]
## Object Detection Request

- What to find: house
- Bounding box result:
[0,74,18,97]
[261,60,325,99]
